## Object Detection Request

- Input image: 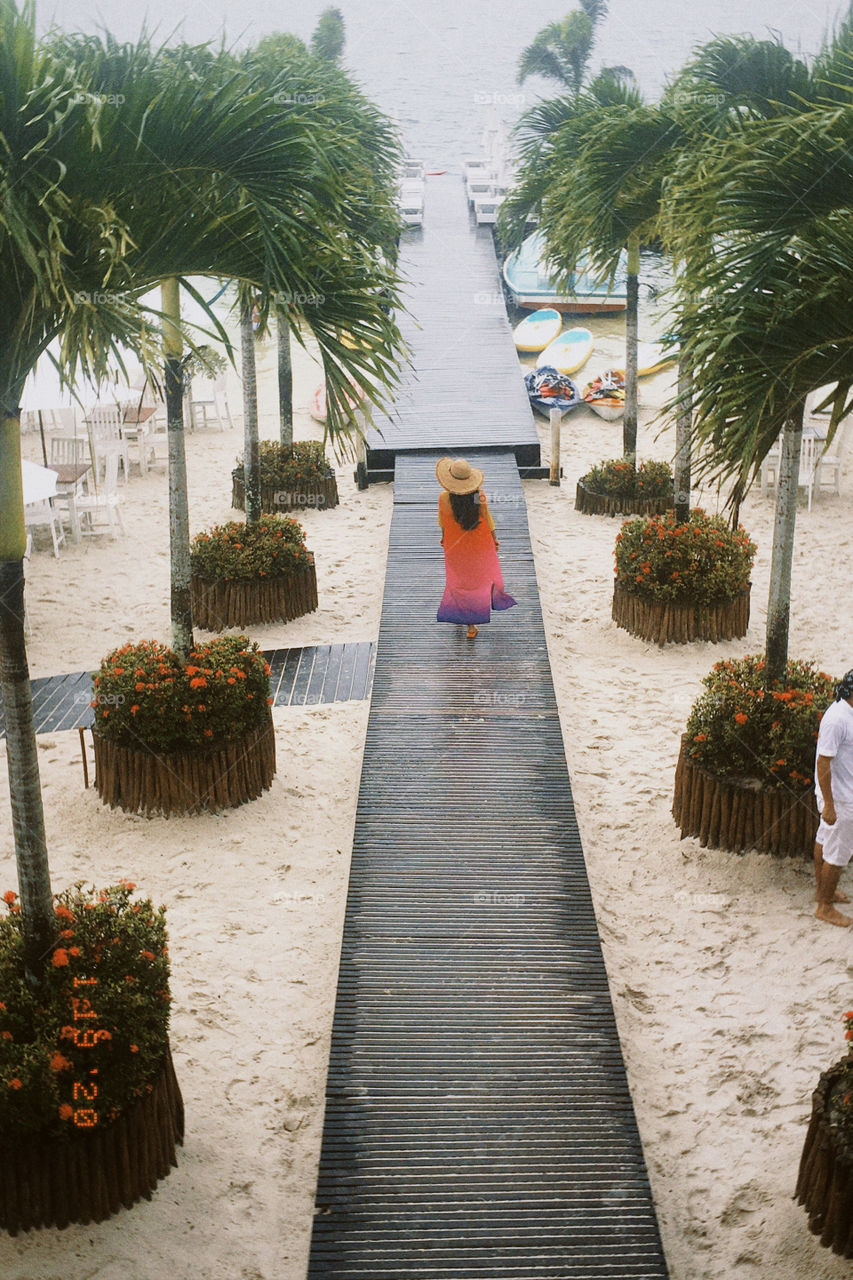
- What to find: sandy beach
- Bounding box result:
[2,323,852,1279]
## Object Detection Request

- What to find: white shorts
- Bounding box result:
[816,806,853,867]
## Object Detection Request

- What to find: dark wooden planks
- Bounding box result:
[308,450,669,1279]
[365,178,540,471]
[0,642,376,737]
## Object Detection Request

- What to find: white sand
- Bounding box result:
[3,327,852,1279]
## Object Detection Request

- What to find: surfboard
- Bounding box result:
[513,308,562,354]
[535,327,594,374]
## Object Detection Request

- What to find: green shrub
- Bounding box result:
[614,508,756,605]
[234,440,332,488]
[582,456,673,499]
[0,884,171,1138]
[685,654,836,790]
[92,635,272,753]
[190,515,311,581]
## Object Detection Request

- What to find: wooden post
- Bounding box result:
[549,408,561,486]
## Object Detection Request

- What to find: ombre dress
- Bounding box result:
[436,491,517,625]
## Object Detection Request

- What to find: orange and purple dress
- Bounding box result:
[436,491,517,625]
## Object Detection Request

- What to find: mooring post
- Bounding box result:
[549,408,562,486]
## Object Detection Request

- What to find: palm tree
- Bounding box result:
[663,24,853,683]
[1,14,406,976]
[517,2,620,94]
[311,7,345,62]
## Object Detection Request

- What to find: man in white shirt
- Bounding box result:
[815,670,853,926]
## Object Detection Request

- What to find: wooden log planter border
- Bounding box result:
[574,478,674,517]
[231,471,339,514]
[0,1044,183,1235]
[612,581,750,647]
[93,714,276,817]
[191,561,318,631]
[672,734,819,858]
[796,1058,853,1257]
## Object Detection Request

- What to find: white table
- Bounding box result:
[20,459,83,544]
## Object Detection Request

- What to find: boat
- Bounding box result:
[473,178,510,225]
[637,341,678,376]
[513,308,562,353]
[397,158,426,226]
[535,327,594,374]
[524,367,582,417]
[582,369,632,421]
[503,231,628,313]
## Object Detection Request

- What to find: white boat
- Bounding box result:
[503,231,628,313]
[474,178,510,225]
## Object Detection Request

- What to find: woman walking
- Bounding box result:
[435,456,516,639]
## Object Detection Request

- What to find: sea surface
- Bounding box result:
[43,0,849,171]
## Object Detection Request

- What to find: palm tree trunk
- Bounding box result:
[161,278,194,660]
[0,413,55,980]
[765,401,804,687]
[277,313,293,447]
[623,232,640,461]
[241,300,261,524]
[674,360,692,522]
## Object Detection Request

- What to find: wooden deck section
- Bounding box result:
[308,450,669,1278]
[0,642,376,738]
[365,176,541,473]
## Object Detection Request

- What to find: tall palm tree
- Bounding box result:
[663,24,853,683]
[517,2,620,94]
[1,14,406,976]
[311,7,345,62]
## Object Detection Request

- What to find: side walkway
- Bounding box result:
[307,450,669,1278]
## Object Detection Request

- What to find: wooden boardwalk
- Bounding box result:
[308,447,669,1276]
[365,176,540,472]
[0,642,376,738]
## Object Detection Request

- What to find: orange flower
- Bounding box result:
[2,891,16,905]
[51,948,70,967]
[49,1052,72,1073]
[58,1103,74,1120]
[130,705,139,715]
[140,951,156,963]
[55,904,74,921]
[8,1078,22,1090]
[227,677,236,685]
[130,1044,139,1053]
[189,677,207,689]
[734,712,748,725]
[1,1031,12,1041]
[59,1025,75,1039]
[68,946,82,957]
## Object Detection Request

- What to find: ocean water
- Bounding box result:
[42,0,849,169]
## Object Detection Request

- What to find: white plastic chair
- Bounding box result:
[74,451,126,538]
[24,500,65,557]
[816,416,851,497]
[85,405,130,484]
[798,434,818,511]
[50,435,92,467]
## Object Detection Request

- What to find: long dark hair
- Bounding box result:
[449,489,482,531]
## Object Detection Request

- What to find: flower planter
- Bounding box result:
[612,581,751,646]
[0,1044,183,1235]
[796,1058,853,1257]
[672,734,819,857]
[191,559,318,631]
[575,478,673,517]
[93,713,276,816]
[231,471,338,514]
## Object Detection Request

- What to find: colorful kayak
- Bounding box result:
[524,367,582,416]
[536,327,594,374]
[513,308,562,353]
[637,341,678,377]
[583,369,631,421]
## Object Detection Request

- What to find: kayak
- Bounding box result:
[583,369,632,421]
[513,308,562,354]
[536,327,594,374]
[524,367,582,416]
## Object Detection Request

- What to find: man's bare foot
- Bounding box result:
[814,889,850,903]
[816,903,853,927]
[466,625,478,639]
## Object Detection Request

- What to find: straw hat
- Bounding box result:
[435,456,484,494]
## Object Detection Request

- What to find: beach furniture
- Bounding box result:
[74,450,126,538]
[84,404,131,484]
[21,459,65,556]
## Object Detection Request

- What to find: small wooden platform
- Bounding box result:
[308,450,669,1278]
[0,642,376,738]
[365,176,541,474]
